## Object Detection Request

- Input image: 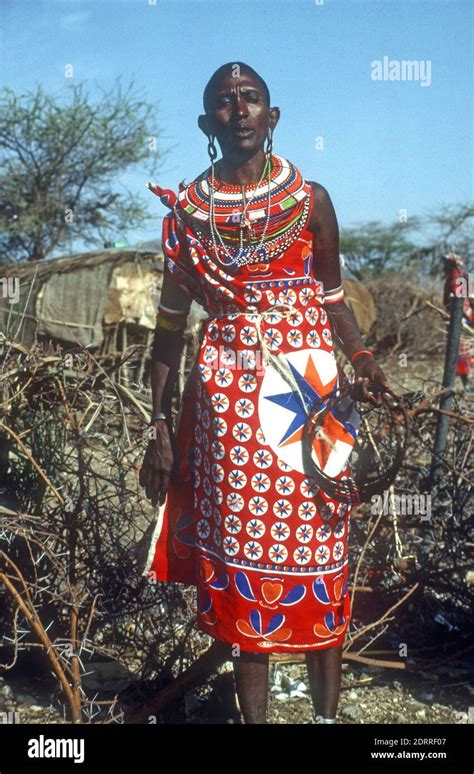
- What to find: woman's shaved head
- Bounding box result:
[198,61,279,165]
[203,62,271,114]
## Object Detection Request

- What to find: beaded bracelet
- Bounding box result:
[155,312,187,333]
[323,285,345,305]
[158,301,190,316]
[350,349,374,363]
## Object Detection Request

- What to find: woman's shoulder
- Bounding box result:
[302,180,337,236]
[178,166,211,193]
[174,167,211,218]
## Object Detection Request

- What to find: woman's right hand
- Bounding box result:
[139,420,175,507]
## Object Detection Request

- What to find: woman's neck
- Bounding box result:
[215,151,270,186]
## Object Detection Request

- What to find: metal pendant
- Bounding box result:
[240,215,254,238]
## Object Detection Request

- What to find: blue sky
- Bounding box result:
[1,0,472,254]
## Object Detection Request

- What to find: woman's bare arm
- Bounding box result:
[308,182,389,403]
[150,264,192,418]
[140,264,191,506]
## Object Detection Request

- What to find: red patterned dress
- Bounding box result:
[143,154,361,652]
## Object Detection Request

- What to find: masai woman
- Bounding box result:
[139,62,389,724]
[442,252,473,391]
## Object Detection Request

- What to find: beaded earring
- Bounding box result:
[265,127,274,156]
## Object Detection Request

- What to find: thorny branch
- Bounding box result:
[0,329,472,722]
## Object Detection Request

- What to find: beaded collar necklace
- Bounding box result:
[208,154,273,269]
[177,154,312,272]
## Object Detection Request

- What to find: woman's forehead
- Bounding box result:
[212,69,263,95]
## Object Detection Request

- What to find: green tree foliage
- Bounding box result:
[340,203,473,280]
[340,220,418,279]
[421,203,474,274]
[0,79,163,262]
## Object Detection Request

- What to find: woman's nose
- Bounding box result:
[233,93,248,117]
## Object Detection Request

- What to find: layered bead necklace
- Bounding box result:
[178,152,312,273]
[208,154,273,270]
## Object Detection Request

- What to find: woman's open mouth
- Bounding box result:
[231,127,254,139]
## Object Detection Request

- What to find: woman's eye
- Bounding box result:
[215,93,259,108]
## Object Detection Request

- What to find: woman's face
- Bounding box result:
[204,68,278,161]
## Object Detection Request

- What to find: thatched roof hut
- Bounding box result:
[0,247,376,386]
[0,247,166,350]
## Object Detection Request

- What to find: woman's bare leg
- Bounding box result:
[232,650,269,724]
[305,645,343,720]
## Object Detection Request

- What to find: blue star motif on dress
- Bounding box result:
[264,358,330,445]
[264,357,356,445]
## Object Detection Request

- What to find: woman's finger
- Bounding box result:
[368,387,383,406]
[139,459,150,488]
[362,380,379,405]
[158,478,170,506]
[149,469,162,506]
[160,471,170,498]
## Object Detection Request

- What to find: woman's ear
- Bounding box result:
[269,106,280,131]
[198,114,210,137]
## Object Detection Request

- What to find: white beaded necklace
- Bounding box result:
[208,154,273,269]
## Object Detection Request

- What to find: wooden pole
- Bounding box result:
[429,295,464,497]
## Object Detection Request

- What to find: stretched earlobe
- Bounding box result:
[198,114,210,137]
[207,134,218,162]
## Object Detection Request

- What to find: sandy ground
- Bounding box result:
[1,654,472,725]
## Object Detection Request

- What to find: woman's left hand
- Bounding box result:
[351,354,390,406]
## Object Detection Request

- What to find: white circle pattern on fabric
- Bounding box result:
[180,218,360,651]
